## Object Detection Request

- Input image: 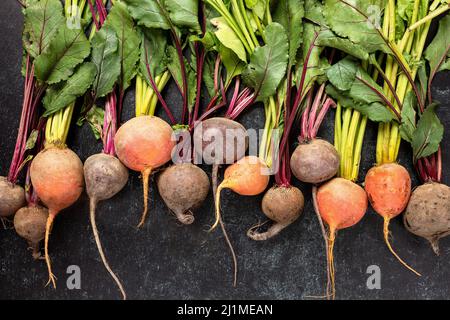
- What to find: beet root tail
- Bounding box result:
[428,237,440,256]
[211,182,226,231]
[212,164,238,287]
[137,167,152,228]
[44,212,57,288]
[327,229,336,300]
[90,198,127,300]
[383,217,421,276]
[247,221,287,241]
[174,210,195,225]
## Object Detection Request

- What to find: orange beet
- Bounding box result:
[364,163,419,276]
[365,163,411,219]
[223,156,269,194]
[316,177,367,299]
[31,147,84,214]
[115,116,175,227]
[317,178,367,231]
[30,146,84,288]
[214,156,269,229]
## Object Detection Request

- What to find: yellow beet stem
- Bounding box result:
[377,0,435,165]
[344,111,360,180]
[44,211,57,288]
[136,75,143,115]
[338,108,352,178]
[137,167,153,228]
[376,123,384,165]
[136,71,171,117]
[351,116,367,181]
[148,71,171,116]
[383,217,421,276]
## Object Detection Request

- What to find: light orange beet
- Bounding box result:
[115,116,175,227]
[316,177,367,299]
[317,178,367,231]
[214,155,269,229]
[30,147,84,288]
[365,163,411,218]
[364,163,419,276]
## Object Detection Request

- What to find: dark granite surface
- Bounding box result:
[0,1,449,300]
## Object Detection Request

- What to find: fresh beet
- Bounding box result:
[404,182,450,255]
[316,177,368,299]
[84,153,129,204]
[0,176,26,218]
[31,147,84,215]
[193,117,248,165]
[290,139,339,184]
[248,186,304,240]
[365,163,411,218]
[84,153,129,299]
[365,163,419,276]
[13,205,49,259]
[115,115,175,227]
[157,163,210,225]
[30,146,84,288]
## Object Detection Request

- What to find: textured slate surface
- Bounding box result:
[0,1,449,300]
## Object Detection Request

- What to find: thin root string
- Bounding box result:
[312,186,331,299]
[28,241,43,260]
[327,229,336,300]
[1,217,13,230]
[246,220,270,235]
[219,216,238,287]
[212,164,238,287]
[137,167,153,228]
[44,212,57,288]
[428,237,440,256]
[383,217,421,276]
[90,198,127,300]
[211,182,226,231]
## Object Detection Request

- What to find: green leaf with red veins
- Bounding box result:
[91,26,121,98]
[425,15,450,82]
[399,90,417,143]
[412,103,444,161]
[122,0,170,30]
[242,23,289,102]
[326,56,357,91]
[324,0,390,54]
[165,0,201,32]
[217,43,246,86]
[166,46,197,110]
[23,0,65,58]
[123,0,200,32]
[304,0,327,26]
[139,27,168,84]
[42,62,96,117]
[105,1,141,91]
[274,0,305,67]
[317,30,369,61]
[34,24,91,84]
[326,84,395,123]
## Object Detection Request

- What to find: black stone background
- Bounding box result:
[0,1,449,300]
